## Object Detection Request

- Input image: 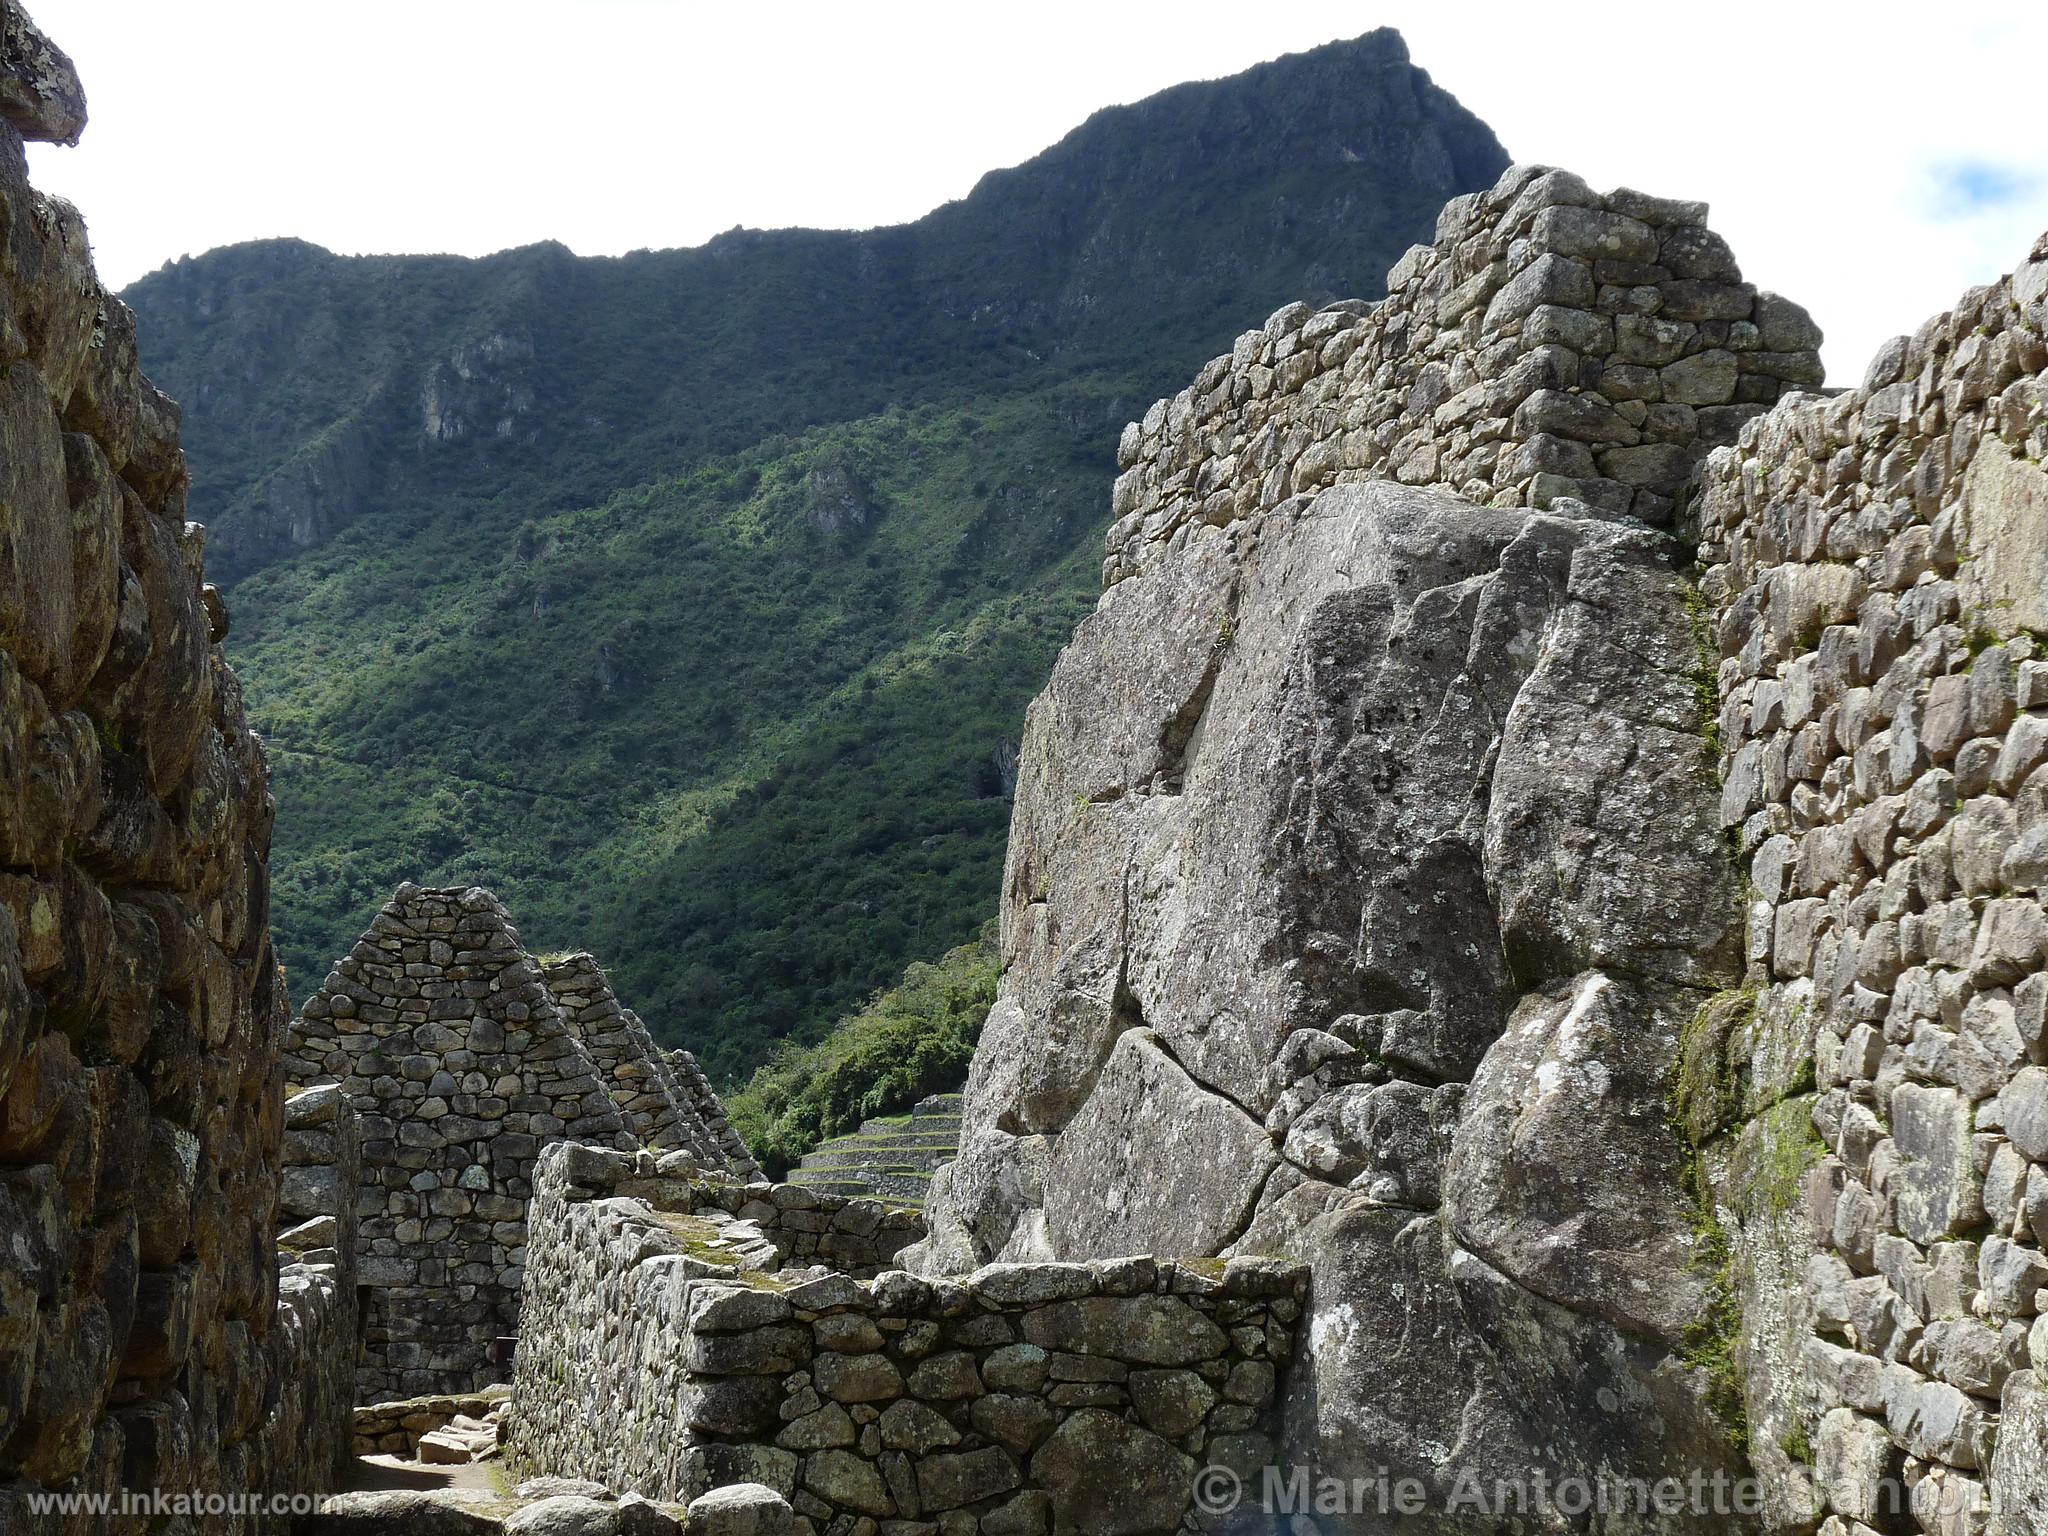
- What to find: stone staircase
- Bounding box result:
[785,1093,962,1209]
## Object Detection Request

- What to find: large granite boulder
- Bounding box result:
[910,477,1747,1527]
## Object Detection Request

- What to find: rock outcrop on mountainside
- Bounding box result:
[905,159,2045,1532]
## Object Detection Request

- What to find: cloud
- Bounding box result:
[1929,159,2041,217]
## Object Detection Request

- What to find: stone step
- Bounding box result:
[849,1114,962,1140]
[783,1172,874,1196]
[796,1147,954,1173]
[866,1169,934,1204]
[801,1132,959,1156]
[839,1136,958,1156]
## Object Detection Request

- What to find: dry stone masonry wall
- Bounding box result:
[0,2,354,1524]
[685,1169,927,1278]
[666,1046,763,1181]
[1103,163,1822,588]
[508,1143,1303,1534]
[287,884,762,1401]
[265,1085,361,1502]
[541,952,747,1170]
[288,883,637,1400]
[1694,233,2048,1533]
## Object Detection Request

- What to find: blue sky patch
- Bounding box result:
[1930,159,2041,215]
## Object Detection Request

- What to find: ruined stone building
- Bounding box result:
[284,884,757,1399]
[8,0,2048,1527]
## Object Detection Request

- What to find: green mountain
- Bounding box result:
[123,29,1507,1080]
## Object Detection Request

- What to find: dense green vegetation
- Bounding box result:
[730,923,1000,1177]
[125,30,1507,1087]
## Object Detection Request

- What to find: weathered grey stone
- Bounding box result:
[1990,1371,2048,1534]
[1128,1369,1216,1437]
[917,1445,1021,1511]
[1959,440,2048,637]
[876,1398,959,1454]
[1447,971,1705,1339]
[1891,1083,1982,1245]
[1814,1409,1898,1528]
[1019,1296,1226,1366]
[516,1479,613,1503]
[814,1351,904,1404]
[1039,1030,1275,1261]
[969,1393,1059,1456]
[682,1483,793,1536]
[1027,1410,1193,1536]
[301,1492,503,1535]
[503,1496,627,1536]
[802,1448,893,1516]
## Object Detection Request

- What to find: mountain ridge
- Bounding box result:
[120,28,1510,1078]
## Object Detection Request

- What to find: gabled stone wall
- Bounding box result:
[541,952,752,1173]
[1693,235,2048,1532]
[664,1045,762,1181]
[290,883,636,1399]
[506,1143,1303,1531]
[0,1,356,1525]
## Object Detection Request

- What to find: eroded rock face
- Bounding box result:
[909,473,1749,1523]
[902,165,1836,1530]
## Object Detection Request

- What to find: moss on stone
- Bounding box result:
[1674,986,1756,1148]
[648,1211,747,1267]
[1732,1096,1825,1217]
[1676,1192,1749,1456]
[1681,583,1723,757]
[1669,983,1773,1454]
[1779,1420,1813,1467]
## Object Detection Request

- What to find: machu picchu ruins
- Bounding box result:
[6,2,2048,1532]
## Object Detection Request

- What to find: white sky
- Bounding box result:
[21,0,2048,385]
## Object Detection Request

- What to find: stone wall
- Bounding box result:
[686,1169,926,1277]
[507,1143,1303,1533]
[541,952,748,1169]
[1102,162,1823,589]
[0,2,353,1525]
[351,1388,508,1459]
[664,1045,762,1181]
[1693,234,2048,1532]
[267,1084,361,1492]
[288,883,637,1400]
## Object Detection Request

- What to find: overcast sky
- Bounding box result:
[21,0,2048,385]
